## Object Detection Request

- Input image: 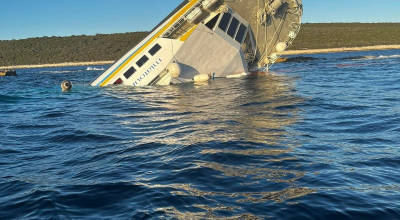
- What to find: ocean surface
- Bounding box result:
[1,50,399,219]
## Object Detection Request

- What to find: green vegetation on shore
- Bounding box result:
[291,23,400,50]
[0,23,399,66]
[0,32,148,66]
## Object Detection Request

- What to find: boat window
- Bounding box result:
[149,44,162,56]
[205,14,220,30]
[136,55,149,68]
[227,17,239,38]
[218,13,231,32]
[114,78,123,84]
[123,67,136,79]
[235,24,247,43]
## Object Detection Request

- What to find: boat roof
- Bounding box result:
[149,0,189,33]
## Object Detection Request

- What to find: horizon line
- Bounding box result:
[1,22,400,41]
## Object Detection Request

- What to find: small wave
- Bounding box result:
[341,55,400,61]
[86,67,105,71]
[40,70,78,74]
[283,56,325,63]
[0,95,27,103]
[375,54,400,59]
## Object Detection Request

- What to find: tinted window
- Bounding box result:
[235,24,247,43]
[205,14,220,30]
[227,17,239,38]
[123,67,136,79]
[136,55,149,68]
[114,78,123,84]
[149,44,161,56]
[218,13,231,32]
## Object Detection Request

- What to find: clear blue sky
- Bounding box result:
[1,0,399,40]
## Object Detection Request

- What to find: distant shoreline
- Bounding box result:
[0,61,115,70]
[1,45,400,70]
[281,44,400,55]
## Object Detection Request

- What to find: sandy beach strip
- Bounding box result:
[1,45,400,69]
[282,44,400,55]
[0,61,115,70]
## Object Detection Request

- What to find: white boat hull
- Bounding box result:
[91,0,303,87]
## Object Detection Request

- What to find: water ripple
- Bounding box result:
[0,50,400,219]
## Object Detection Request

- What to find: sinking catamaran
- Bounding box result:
[91,0,303,87]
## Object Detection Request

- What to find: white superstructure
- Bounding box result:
[91,0,303,87]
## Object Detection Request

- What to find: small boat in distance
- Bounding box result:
[0,69,18,77]
[91,0,303,87]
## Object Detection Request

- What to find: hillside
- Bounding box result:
[0,23,399,66]
[0,32,148,66]
[291,23,400,50]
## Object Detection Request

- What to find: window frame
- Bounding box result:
[234,23,247,44]
[218,12,233,32]
[123,67,136,79]
[227,17,240,38]
[205,14,221,30]
[149,44,162,56]
[136,55,149,68]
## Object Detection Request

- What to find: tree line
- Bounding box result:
[1,23,399,66]
[0,32,148,66]
[291,23,400,50]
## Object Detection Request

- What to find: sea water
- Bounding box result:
[0,50,399,219]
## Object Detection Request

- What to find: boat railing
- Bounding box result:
[162,1,204,38]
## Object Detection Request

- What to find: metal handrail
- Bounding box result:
[162,1,203,38]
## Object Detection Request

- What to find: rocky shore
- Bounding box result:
[0,69,18,76]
